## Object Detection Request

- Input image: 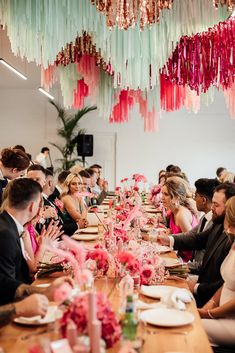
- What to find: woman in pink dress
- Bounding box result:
[161,177,198,262]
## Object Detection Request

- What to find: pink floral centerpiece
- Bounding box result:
[116,250,140,277]
[86,245,109,276]
[60,292,121,348]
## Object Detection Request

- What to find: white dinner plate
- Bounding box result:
[161,257,180,267]
[78,226,98,234]
[72,233,99,241]
[14,305,60,326]
[140,285,177,299]
[140,308,194,327]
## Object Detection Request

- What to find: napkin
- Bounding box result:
[161,288,193,311]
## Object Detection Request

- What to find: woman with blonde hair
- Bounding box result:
[61,173,88,229]
[161,178,198,262]
[198,196,235,348]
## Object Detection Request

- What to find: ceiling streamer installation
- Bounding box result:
[0,0,234,130]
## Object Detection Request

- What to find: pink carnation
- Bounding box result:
[60,292,121,348]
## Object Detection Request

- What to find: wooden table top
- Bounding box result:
[0,256,213,353]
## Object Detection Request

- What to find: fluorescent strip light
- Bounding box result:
[38,87,55,100]
[0,58,27,80]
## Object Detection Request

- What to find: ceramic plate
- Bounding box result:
[14,306,59,326]
[72,233,99,241]
[140,285,177,299]
[78,226,98,234]
[161,257,180,267]
[140,308,194,327]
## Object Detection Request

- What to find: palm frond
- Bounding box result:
[50,142,64,155]
[49,100,67,126]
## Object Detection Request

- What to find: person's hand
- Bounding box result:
[187,278,197,293]
[14,294,49,317]
[198,308,208,318]
[156,233,170,246]
[40,221,63,240]
[103,180,108,192]
[45,277,74,301]
[42,206,58,219]
[77,218,88,229]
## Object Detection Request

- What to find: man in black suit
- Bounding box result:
[0,178,74,307]
[42,169,78,236]
[0,178,42,304]
[158,182,235,307]
[48,170,70,203]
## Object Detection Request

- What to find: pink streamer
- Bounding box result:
[62,235,86,269]
[122,205,140,230]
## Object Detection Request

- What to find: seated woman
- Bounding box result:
[198,196,235,348]
[22,220,62,274]
[61,173,88,229]
[161,178,198,262]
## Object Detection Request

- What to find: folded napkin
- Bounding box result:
[161,288,193,311]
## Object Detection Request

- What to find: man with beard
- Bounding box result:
[157,182,235,307]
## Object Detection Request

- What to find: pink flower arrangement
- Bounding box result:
[116,251,140,275]
[140,264,154,285]
[132,174,147,183]
[60,292,121,348]
[86,246,109,274]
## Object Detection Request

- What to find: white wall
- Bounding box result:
[1,29,235,188]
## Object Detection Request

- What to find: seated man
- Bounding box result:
[48,170,70,202]
[157,183,235,307]
[0,178,73,305]
[187,178,219,274]
[27,165,78,235]
[86,168,108,205]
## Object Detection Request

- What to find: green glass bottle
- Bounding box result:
[122,295,137,341]
[141,191,146,203]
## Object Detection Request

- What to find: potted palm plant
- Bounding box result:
[50,100,97,170]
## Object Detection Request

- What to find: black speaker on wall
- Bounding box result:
[77,134,93,157]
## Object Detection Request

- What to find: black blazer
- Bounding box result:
[38,197,78,236]
[0,211,31,305]
[48,186,60,203]
[173,223,232,307]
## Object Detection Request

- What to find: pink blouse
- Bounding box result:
[169,212,198,262]
[26,224,38,254]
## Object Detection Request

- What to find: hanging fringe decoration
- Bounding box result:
[161,17,235,94]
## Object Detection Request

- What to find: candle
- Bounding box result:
[88,292,97,338]
[66,320,78,349]
[90,320,101,353]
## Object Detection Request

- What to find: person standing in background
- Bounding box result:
[35,147,50,169]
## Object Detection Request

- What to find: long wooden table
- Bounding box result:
[0,254,213,353]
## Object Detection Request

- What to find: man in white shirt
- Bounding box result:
[35,147,50,169]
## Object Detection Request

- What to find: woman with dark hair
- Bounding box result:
[161,178,198,262]
[198,196,235,348]
[0,148,30,204]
